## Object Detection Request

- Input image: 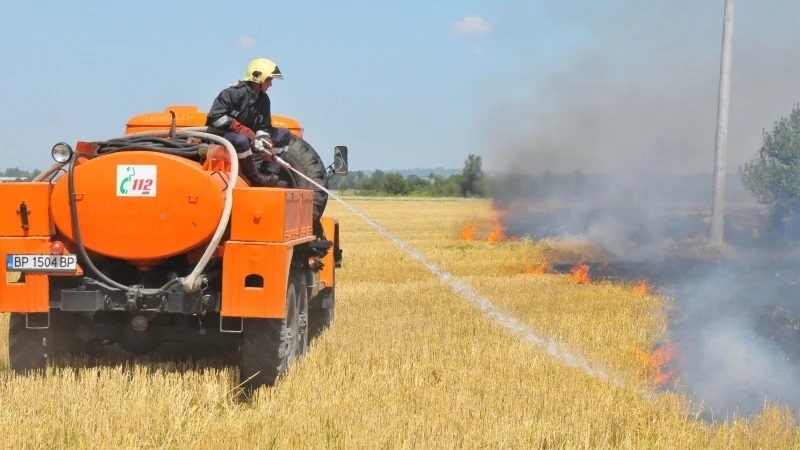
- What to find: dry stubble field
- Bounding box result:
[0,197,797,449]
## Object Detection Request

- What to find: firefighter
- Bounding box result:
[205,57,294,187]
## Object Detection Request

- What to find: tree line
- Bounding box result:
[329,154,487,197]
[0,167,42,180]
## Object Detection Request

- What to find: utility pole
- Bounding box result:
[710,0,735,245]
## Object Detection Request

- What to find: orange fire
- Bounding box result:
[637,341,680,388]
[488,218,506,243]
[457,205,520,243]
[633,280,649,295]
[460,221,475,241]
[570,258,591,285]
[488,205,514,243]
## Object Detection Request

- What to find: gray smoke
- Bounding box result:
[482,1,800,420]
[664,265,800,422]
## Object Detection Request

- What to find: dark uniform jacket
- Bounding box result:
[205,81,274,135]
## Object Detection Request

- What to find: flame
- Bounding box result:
[633,280,649,295]
[456,205,519,243]
[488,207,507,243]
[570,258,591,285]
[488,218,506,243]
[487,205,511,243]
[460,221,475,241]
[636,340,680,388]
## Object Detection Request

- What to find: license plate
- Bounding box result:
[6,254,78,272]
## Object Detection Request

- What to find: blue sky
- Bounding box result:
[1,1,800,174]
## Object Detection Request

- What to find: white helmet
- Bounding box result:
[244,58,283,83]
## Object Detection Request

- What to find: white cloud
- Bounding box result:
[451,15,492,37]
[235,35,255,49]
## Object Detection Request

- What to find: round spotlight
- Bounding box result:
[51,142,74,163]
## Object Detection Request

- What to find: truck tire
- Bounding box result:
[8,313,47,375]
[9,311,83,375]
[308,287,335,342]
[239,269,309,396]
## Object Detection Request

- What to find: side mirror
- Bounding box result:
[333,146,349,175]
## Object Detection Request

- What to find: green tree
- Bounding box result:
[431,174,462,197]
[740,102,800,238]
[383,172,409,195]
[405,174,430,194]
[336,176,350,190]
[459,154,484,197]
[357,173,376,191]
[370,170,386,192]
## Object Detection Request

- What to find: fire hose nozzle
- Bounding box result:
[275,156,292,170]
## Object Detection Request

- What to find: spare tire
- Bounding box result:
[259,134,329,221]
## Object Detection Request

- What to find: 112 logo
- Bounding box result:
[116,165,158,197]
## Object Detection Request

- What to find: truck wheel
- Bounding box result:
[9,311,82,375]
[295,271,310,358]
[308,287,335,342]
[239,269,309,395]
[48,311,85,361]
[8,313,47,375]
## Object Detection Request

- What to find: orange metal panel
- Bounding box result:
[284,191,307,241]
[0,182,54,237]
[298,190,314,237]
[271,115,304,138]
[318,217,338,289]
[202,144,232,173]
[0,237,52,313]
[220,241,294,319]
[230,187,315,243]
[125,105,304,138]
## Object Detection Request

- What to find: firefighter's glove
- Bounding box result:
[255,144,274,162]
[231,119,255,143]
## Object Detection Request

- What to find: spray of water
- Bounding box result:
[277,156,625,387]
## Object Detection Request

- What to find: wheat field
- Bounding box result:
[0,197,797,449]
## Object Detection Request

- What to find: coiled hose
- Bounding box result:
[65,126,237,296]
[93,135,208,157]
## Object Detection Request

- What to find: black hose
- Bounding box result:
[93,135,206,157]
[67,152,181,295]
